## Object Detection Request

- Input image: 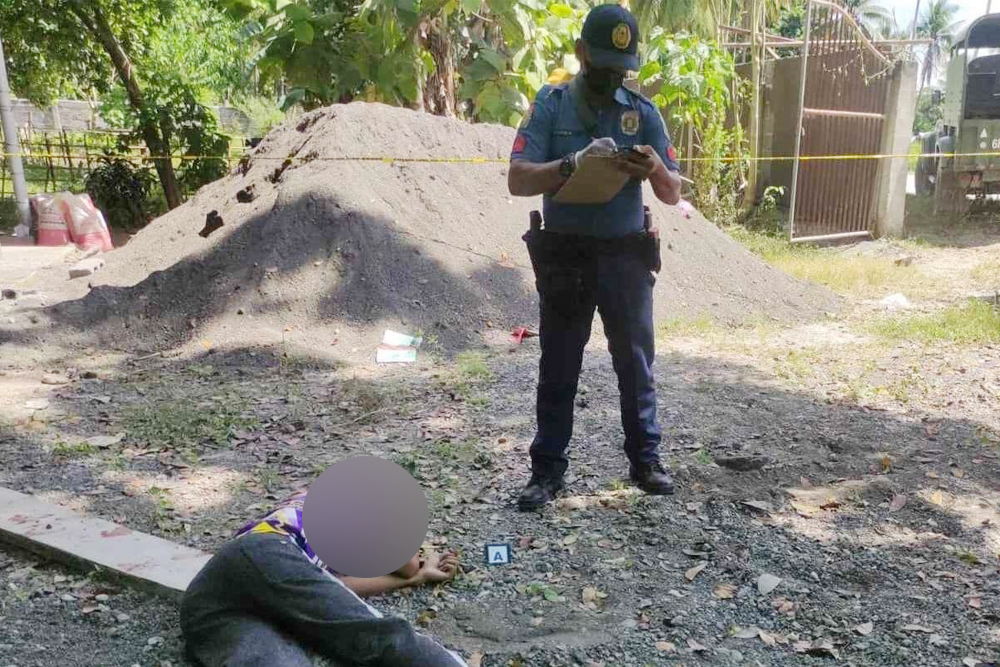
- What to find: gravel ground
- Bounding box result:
[2,207,1000,666]
[2,329,1000,666]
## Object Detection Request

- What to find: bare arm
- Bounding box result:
[508,158,566,197]
[623,146,680,206]
[650,161,681,206]
[340,573,422,598]
[393,553,420,580]
[340,552,460,598]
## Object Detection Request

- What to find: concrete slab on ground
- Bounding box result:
[0,486,210,600]
[0,244,77,288]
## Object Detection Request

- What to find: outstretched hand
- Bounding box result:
[417,551,460,584]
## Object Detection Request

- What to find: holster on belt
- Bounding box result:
[639,205,662,273]
[523,210,544,276]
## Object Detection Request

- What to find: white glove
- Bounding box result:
[573,137,616,169]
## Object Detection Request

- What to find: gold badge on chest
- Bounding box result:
[620,110,640,136]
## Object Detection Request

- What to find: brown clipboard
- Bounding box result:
[552,155,629,204]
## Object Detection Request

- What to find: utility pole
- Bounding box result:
[910,0,921,39]
[0,27,30,233]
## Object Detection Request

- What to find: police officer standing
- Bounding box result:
[508,4,682,511]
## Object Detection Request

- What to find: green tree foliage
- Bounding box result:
[640,31,747,223]
[917,0,962,91]
[1,0,248,212]
[912,87,943,134]
[223,0,593,123]
[839,0,893,38]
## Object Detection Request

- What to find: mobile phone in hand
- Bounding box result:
[616,146,650,161]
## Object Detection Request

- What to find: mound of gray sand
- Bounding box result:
[47,102,838,359]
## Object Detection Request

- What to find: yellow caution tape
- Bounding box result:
[2,151,999,164]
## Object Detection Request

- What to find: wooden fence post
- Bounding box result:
[43,132,55,191]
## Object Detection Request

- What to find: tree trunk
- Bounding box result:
[744,0,764,210]
[421,16,456,117]
[71,2,181,210]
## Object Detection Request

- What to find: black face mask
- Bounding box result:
[583,65,625,97]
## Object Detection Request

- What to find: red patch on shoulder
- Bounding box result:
[512,134,528,154]
[667,145,678,163]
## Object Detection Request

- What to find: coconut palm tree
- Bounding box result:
[839,0,893,38]
[916,0,963,90]
[628,0,794,40]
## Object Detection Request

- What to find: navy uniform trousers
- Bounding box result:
[527,229,660,478]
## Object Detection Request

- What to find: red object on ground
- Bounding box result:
[30,194,71,246]
[512,327,539,344]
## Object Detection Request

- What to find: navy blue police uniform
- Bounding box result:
[511,4,680,495]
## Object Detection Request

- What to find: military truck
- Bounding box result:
[916,13,1000,213]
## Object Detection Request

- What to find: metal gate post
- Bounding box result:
[787,0,813,241]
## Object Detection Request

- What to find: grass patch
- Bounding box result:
[692,449,714,465]
[866,300,1000,345]
[972,259,1000,287]
[451,351,493,406]
[659,315,716,337]
[455,351,492,382]
[773,348,817,383]
[726,226,930,297]
[123,400,259,449]
[51,440,96,457]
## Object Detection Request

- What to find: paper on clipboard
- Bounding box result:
[552,155,629,204]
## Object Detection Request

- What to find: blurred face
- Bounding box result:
[575,41,626,98]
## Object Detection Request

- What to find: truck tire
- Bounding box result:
[915,131,938,195]
[915,159,932,196]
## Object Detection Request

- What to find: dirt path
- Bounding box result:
[3,214,1000,666]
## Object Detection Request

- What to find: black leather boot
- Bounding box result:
[630,462,675,495]
[518,474,565,511]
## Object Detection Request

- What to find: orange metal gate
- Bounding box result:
[788,0,895,242]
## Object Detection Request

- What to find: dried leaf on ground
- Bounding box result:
[968,596,983,609]
[655,641,676,653]
[562,534,579,546]
[889,494,907,512]
[757,573,782,595]
[685,563,707,582]
[855,622,874,636]
[734,627,761,639]
[806,640,840,659]
[714,584,737,599]
[774,598,796,615]
[741,500,773,513]
[558,497,587,511]
[930,490,946,505]
[682,548,712,558]
[86,433,125,448]
[953,469,965,479]
[901,624,934,633]
[687,639,707,652]
[758,630,778,647]
[416,609,437,626]
[467,652,484,667]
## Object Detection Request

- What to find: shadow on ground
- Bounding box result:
[2,342,999,666]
